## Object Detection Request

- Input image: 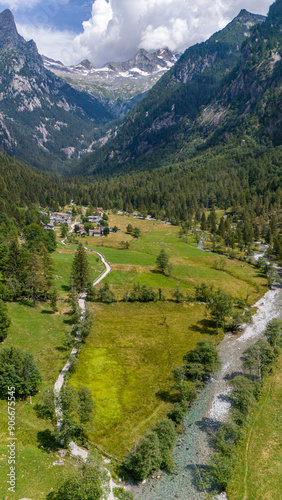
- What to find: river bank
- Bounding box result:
[129,278,282,499]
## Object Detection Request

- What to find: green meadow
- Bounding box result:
[0,302,76,500]
[227,355,282,500]
[69,301,212,458]
[52,246,105,295]
[83,214,266,303]
[0,215,269,497]
[68,214,267,458]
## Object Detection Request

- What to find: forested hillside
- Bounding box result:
[78,3,281,176]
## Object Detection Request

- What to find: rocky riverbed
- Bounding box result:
[129,279,282,500]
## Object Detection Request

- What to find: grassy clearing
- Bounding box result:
[83,214,266,304]
[227,355,282,500]
[67,214,267,458]
[69,301,220,458]
[0,302,76,500]
[52,246,105,295]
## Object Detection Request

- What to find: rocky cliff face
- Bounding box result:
[79,8,268,174]
[42,48,180,116]
[0,9,117,171]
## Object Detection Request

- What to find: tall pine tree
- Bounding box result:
[70,243,89,293]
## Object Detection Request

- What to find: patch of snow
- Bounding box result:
[118,71,130,78]
[129,67,150,76]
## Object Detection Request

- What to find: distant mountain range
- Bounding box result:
[42,48,180,116]
[78,6,282,176]
[0,8,180,172]
[0,4,280,178]
[0,9,119,172]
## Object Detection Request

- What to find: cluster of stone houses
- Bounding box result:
[43,208,108,237]
[50,212,72,225]
[44,211,72,230]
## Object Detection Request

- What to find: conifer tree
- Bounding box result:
[156,248,170,275]
[70,243,89,293]
[0,300,11,342]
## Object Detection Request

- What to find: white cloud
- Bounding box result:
[17,24,78,65]
[14,0,274,66]
[0,0,41,10]
[72,0,274,67]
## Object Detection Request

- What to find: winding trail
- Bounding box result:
[53,238,116,499]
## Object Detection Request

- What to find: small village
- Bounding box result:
[42,207,121,237]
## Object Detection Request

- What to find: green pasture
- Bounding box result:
[83,214,266,303]
[227,355,282,500]
[0,302,76,500]
[52,247,105,295]
[69,301,220,458]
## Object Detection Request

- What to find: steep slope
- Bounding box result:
[202,0,282,147]
[43,48,180,117]
[0,9,118,172]
[78,9,267,175]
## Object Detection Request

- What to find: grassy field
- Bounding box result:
[0,302,77,500]
[84,214,266,303]
[227,355,282,500]
[52,245,105,296]
[67,215,267,458]
[69,301,213,458]
[0,215,269,497]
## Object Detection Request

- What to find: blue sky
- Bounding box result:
[6,0,93,33]
[0,0,274,66]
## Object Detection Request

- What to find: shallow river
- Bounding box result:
[130,278,282,500]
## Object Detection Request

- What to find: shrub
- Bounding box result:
[0,347,41,399]
[124,283,157,303]
[122,431,162,481]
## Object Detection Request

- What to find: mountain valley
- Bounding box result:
[0,1,281,499]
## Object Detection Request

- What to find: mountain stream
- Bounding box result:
[129,252,282,500]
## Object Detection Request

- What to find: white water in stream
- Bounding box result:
[130,250,282,500]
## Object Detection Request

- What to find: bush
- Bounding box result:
[123,431,162,481]
[95,283,115,303]
[123,283,157,303]
[113,488,135,500]
[46,454,104,499]
[0,347,41,399]
[195,283,213,302]
[183,339,220,381]
[151,419,177,471]
[167,401,189,424]
[230,376,256,415]
[0,299,11,341]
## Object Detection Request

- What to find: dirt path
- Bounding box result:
[53,242,116,499]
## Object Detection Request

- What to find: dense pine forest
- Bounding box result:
[1,138,282,263]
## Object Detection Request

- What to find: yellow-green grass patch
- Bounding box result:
[69,301,219,458]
